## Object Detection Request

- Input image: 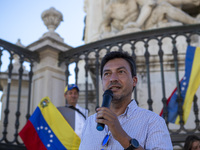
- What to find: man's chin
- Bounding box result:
[112,95,122,103]
[69,101,77,106]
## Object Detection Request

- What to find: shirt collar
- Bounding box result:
[120,100,138,118]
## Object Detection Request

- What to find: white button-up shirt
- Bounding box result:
[75,104,88,138]
[79,100,173,150]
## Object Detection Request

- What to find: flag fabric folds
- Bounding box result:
[19,97,81,150]
[160,46,200,124]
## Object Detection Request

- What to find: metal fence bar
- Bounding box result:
[1,52,13,143]
[14,56,24,144]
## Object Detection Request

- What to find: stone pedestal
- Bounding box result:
[27,34,72,110]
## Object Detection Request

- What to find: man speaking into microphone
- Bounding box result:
[79,51,172,150]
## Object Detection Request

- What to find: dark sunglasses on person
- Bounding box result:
[101,134,110,150]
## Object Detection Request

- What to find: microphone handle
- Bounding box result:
[96,122,105,131]
[96,91,113,131]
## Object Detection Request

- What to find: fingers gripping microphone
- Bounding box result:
[96,89,113,131]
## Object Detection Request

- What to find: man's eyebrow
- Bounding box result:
[103,69,111,73]
[117,66,127,70]
[103,66,127,73]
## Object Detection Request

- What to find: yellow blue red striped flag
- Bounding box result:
[160,46,200,124]
[19,97,81,150]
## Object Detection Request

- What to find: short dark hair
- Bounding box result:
[100,51,136,78]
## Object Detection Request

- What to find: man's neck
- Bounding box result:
[110,99,131,116]
[67,103,76,107]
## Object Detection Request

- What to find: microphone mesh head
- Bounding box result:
[103,89,113,97]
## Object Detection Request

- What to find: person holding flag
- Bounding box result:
[57,84,88,138]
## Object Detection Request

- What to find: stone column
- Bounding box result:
[27,7,72,111]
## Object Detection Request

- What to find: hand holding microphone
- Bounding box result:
[96,89,113,131]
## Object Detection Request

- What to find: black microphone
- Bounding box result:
[96,89,113,131]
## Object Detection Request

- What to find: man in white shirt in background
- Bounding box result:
[57,84,88,138]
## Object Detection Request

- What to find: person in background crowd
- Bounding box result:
[79,51,173,150]
[57,84,88,138]
[184,135,200,150]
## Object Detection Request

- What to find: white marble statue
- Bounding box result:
[143,0,200,29]
[98,0,200,39]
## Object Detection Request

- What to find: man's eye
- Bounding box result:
[104,72,110,76]
[119,70,125,74]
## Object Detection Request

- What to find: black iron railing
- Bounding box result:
[0,39,39,150]
[59,24,200,149]
[0,24,200,149]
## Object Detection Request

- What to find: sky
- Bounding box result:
[0,0,85,47]
[0,0,86,115]
[0,0,85,79]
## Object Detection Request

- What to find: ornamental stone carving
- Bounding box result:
[83,0,200,42]
[99,0,200,39]
[41,7,63,32]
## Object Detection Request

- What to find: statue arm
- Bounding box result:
[123,1,156,29]
[135,4,154,27]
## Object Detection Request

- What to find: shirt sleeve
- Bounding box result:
[145,115,173,150]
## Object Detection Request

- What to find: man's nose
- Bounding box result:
[110,73,118,82]
[71,93,77,97]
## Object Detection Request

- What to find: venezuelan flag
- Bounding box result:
[19,97,80,150]
[160,46,200,124]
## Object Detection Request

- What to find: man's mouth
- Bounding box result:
[108,84,121,91]
[109,86,120,90]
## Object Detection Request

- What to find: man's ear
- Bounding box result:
[133,76,137,87]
